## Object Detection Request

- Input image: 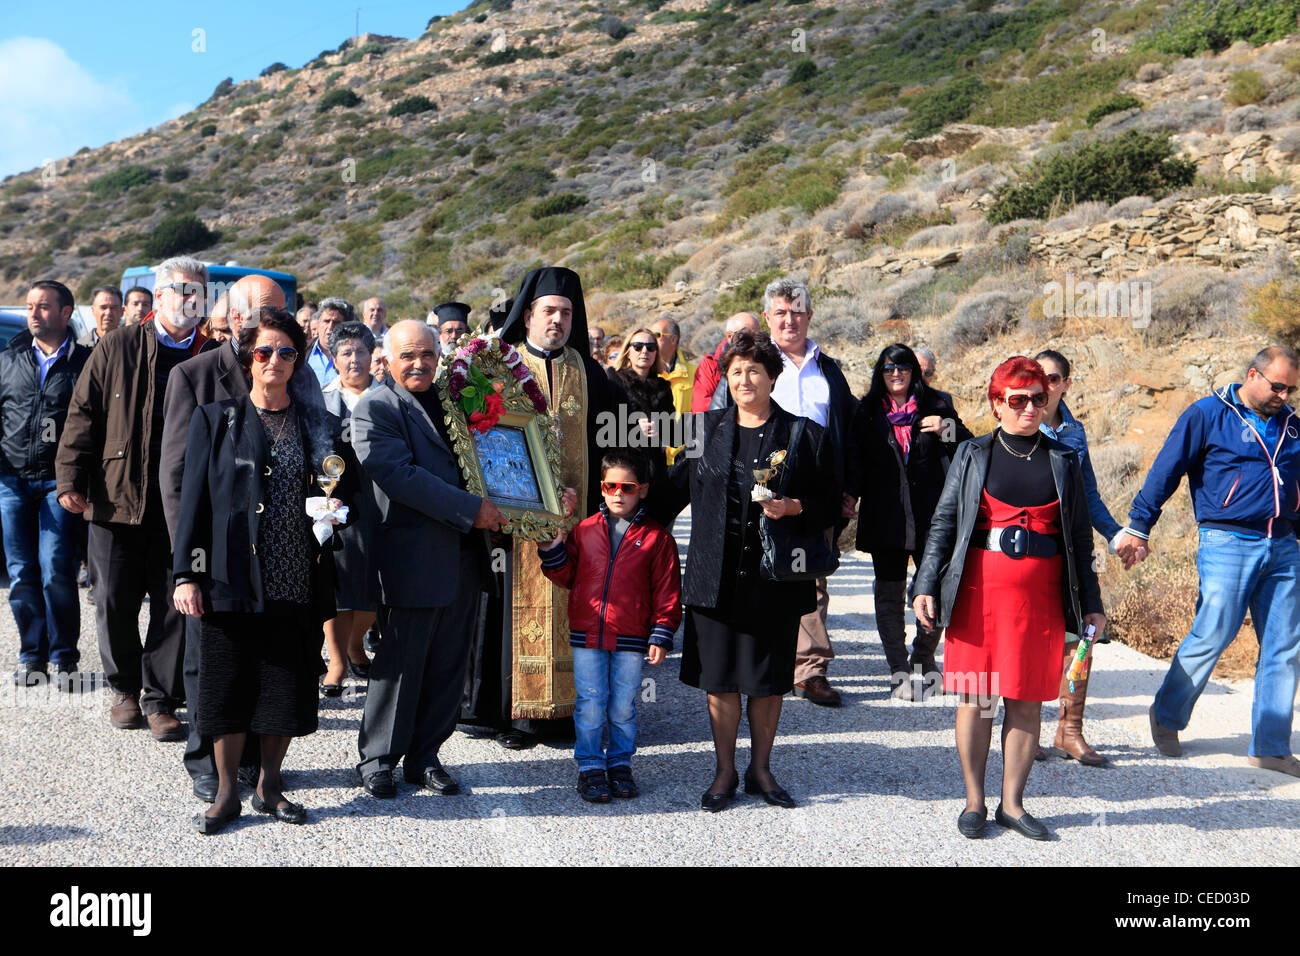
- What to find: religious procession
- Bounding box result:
[9,259,1299,846]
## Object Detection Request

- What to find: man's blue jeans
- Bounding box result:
[573,647,643,772]
[0,474,80,669]
[1153,528,1300,757]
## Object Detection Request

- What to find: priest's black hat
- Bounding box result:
[486,296,513,333]
[432,301,472,327]
[499,266,589,350]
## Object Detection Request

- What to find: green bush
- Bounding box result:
[1227,69,1268,106]
[389,95,437,117]
[163,165,190,183]
[907,75,984,140]
[1086,93,1143,126]
[788,59,818,85]
[143,214,218,259]
[88,165,155,197]
[271,232,316,253]
[986,132,1196,224]
[531,193,588,218]
[318,88,361,112]
[445,160,555,227]
[376,192,418,222]
[1143,0,1300,56]
[260,61,288,76]
[200,124,217,137]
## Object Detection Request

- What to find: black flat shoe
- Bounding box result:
[957,808,987,839]
[193,805,240,835]
[321,683,343,698]
[744,768,796,808]
[995,803,1050,841]
[192,773,219,803]
[495,730,532,750]
[251,792,308,824]
[700,774,739,813]
[404,764,460,795]
[348,659,370,680]
[360,768,397,798]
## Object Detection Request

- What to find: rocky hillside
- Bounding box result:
[4,0,1300,671]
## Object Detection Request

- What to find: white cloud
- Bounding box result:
[0,37,140,179]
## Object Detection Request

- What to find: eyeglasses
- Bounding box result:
[628,341,658,352]
[251,346,298,364]
[882,363,910,374]
[1258,371,1296,396]
[1045,373,1064,386]
[601,481,640,494]
[157,282,203,297]
[653,331,675,339]
[1001,392,1049,411]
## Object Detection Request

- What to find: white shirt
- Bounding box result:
[770,338,830,426]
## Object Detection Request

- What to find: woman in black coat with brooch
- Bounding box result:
[846,343,971,700]
[655,330,840,812]
[608,327,676,485]
[172,308,350,834]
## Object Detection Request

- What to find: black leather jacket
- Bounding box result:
[911,432,1103,630]
[0,330,91,480]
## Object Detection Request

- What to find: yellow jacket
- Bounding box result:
[661,356,696,464]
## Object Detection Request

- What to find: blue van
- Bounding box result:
[120,262,297,311]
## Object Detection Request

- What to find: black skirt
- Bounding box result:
[197,611,322,737]
[681,602,801,698]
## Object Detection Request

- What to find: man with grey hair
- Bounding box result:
[692,312,760,412]
[56,255,210,740]
[913,345,953,406]
[307,297,354,386]
[763,277,855,707]
[295,305,314,337]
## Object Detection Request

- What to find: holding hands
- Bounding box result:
[1112,530,1151,570]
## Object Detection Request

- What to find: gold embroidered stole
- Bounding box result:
[510,346,589,719]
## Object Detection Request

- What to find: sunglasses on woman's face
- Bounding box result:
[601,481,640,494]
[1002,392,1048,411]
[628,341,658,352]
[882,363,910,374]
[1045,373,1063,386]
[252,345,298,364]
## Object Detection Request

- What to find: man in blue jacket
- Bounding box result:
[1117,346,1300,775]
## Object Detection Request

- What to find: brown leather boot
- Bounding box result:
[1052,649,1108,766]
[109,691,144,729]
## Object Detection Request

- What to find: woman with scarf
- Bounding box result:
[607,327,677,486]
[846,344,971,699]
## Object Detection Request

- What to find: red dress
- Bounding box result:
[942,491,1065,702]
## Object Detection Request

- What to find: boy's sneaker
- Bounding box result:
[577,769,611,803]
[608,765,639,798]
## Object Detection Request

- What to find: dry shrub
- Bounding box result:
[876,318,912,342]
[1249,278,1300,350]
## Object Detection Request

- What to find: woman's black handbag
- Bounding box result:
[759,418,840,582]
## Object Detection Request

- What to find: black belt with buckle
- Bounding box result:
[974,525,1059,559]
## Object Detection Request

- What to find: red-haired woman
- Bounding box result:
[911,357,1105,840]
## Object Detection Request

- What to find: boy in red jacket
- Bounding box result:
[539,451,682,802]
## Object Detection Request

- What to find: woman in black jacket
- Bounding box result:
[847,344,971,700]
[911,356,1105,841]
[657,330,840,812]
[172,308,348,834]
[607,327,677,485]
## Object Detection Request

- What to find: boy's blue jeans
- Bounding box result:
[0,474,80,669]
[1152,528,1300,757]
[573,647,643,772]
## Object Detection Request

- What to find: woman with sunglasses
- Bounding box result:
[654,330,840,811]
[1033,349,1127,766]
[846,344,971,700]
[912,356,1105,840]
[608,328,677,484]
[172,308,351,834]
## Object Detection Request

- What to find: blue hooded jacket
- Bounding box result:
[1129,384,1300,539]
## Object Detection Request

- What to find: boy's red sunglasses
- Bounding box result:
[601,481,640,494]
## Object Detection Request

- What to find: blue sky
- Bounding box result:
[0,0,464,179]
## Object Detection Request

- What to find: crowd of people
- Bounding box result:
[5,260,1300,841]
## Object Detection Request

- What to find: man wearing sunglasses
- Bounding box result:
[56,256,211,742]
[1119,346,1300,777]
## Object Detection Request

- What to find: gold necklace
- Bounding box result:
[997,428,1040,462]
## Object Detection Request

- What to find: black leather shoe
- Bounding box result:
[348,659,371,680]
[608,765,639,798]
[193,805,240,835]
[13,663,47,687]
[495,730,532,750]
[360,768,397,798]
[405,764,460,795]
[578,769,611,803]
[192,773,219,803]
[251,792,308,824]
[321,683,343,698]
[744,768,796,808]
[53,669,85,693]
[957,808,987,839]
[995,803,1050,841]
[700,773,739,812]
[364,629,380,655]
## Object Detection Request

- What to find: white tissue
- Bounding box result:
[305,496,350,545]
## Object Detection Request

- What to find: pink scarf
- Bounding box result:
[885,395,917,460]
